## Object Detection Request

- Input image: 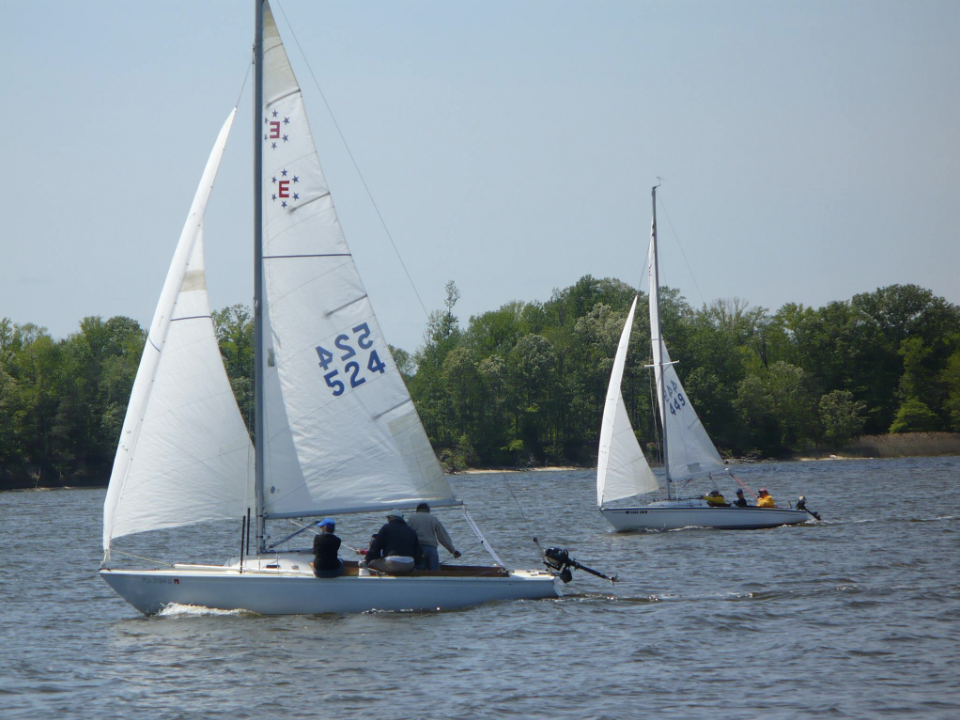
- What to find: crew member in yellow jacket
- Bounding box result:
[756,488,776,508]
[704,490,729,507]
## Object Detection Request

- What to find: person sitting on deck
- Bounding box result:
[704,490,729,507]
[733,489,749,508]
[406,502,462,571]
[312,517,343,578]
[363,509,422,574]
[756,488,776,508]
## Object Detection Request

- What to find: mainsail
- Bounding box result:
[258,5,455,518]
[648,218,725,482]
[103,110,254,551]
[596,296,659,506]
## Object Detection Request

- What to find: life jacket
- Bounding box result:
[757,494,776,508]
[705,494,727,507]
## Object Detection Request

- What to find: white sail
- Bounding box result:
[596,296,659,506]
[258,5,455,519]
[648,220,725,482]
[103,110,254,550]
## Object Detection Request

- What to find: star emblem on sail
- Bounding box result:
[264,111,292,150]
[270,169,300,208]
[261,92,328,217]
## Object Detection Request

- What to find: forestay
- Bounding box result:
[648,220,725,482]
[103,111,254,551]
[597,296,660,506]
[258,5,455,519]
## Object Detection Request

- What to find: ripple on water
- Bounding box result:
[1,457,959,720]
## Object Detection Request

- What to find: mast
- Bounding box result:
[253,0,266,552]
[652,184,671,499]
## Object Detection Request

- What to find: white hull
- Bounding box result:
[601,502,809,532]
[100,554,559,615]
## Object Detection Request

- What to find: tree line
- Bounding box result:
[2,280,959,486]
[406,279,960,469]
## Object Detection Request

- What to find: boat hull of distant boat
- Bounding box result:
[601,502,809,532]
[100,556,559,615]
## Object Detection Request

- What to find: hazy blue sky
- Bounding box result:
[3,1,958,353]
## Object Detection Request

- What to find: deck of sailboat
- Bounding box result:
[167,556,513,578]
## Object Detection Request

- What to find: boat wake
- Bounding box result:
[158,603,257,618]
[833,514,958,526]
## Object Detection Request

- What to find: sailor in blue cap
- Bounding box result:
[313,517,343,578]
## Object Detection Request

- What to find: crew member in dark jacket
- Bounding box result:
[313,517,343,578]
[364,509,421,574]
[733,489,749,507]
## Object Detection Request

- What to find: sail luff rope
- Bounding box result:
[272,0,430,320]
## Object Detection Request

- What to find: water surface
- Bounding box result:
[1,457,958,719]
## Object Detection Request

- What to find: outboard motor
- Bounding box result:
[797,495,822,520]
[542,545,617,584]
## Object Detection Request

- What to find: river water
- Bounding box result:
[1,456,958,719]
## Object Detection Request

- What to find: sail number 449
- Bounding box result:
[316,322,386,396]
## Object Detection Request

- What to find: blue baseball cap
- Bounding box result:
[317,518,336,528]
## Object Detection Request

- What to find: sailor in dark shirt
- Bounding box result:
[364,509,421,574]
[734,489,749,508]
[313,517,343,578]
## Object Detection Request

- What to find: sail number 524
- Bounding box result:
[315,322,386,396]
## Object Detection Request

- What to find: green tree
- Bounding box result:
[819,390,866,446]
[507,334,557,462]
[942,350,960,431]
[889,398,940,433]
[213,304,254,428]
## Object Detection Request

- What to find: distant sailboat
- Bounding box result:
[100,0,559,614]
[597,186,811,532]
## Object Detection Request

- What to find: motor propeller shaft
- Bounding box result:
[542,546,618,584]
[797,495,822,521]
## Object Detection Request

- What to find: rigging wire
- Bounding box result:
[499,472,546,560]
[655,189,708,309]
[236,50,253,109]
[272,0,430,320]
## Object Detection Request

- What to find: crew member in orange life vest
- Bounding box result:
[756,488,776,508]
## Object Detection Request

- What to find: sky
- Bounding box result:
[2,1,959,354]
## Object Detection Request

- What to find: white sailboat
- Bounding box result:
[100,1,559,615]
[597,186,811,532]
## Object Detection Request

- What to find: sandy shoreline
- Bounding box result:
[454,466,585,475]
[451,455,871,475]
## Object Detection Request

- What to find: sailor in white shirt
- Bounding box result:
[406,503,461,570]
